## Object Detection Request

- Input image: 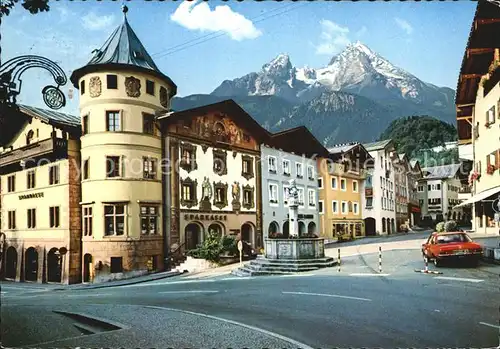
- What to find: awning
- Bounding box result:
[454,185,500,208]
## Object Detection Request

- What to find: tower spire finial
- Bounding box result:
[122,3,129,17]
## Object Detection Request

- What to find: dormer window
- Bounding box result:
[133,51,144,60]
[107,75,118,89]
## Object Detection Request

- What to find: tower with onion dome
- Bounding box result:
[70,5,176,282]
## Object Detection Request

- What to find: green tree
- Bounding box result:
[1,0,49,17]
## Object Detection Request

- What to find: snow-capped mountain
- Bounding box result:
[211,41,455,119]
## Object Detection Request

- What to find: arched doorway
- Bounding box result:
[47,248,62,283]
[83,253,92,283]
[5,246,17,279]
[387,218,391,234]
[208,223,224,237]
[241,222,255,246]
[307,222,317,235]
[24,247,38,281]
[391,219,395,234]
[283,221,289,238]
[298,221,306,236]
[382,218,386,233]
[268,221,279,237]
[452,211,456,220]
[185,223,203,250]
[364,218,376,236]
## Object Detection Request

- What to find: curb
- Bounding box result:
[52,270,182,291]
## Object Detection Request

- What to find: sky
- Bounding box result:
[2,0,477,116]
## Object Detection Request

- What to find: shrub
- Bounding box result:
[435,222,445,233]
[444,220,458,232]
[187,231,243,263]
[221,234,238,256]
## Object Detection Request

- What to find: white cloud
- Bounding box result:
[81,12,116,31]
[394,17,413,35]
[170,0,262,41]
[314,19,351,55]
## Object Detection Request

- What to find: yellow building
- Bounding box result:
[67,6,177,282]
[317,143,373,241]
[0,105,82,284]
[454,0,500,235]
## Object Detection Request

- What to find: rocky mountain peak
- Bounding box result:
[262,53,293,73]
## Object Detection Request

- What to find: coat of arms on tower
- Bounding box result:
[125,76,141,98]
[160,86,169,108]
[89,76,102,98]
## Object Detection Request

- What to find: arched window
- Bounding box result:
[26,130,34,145]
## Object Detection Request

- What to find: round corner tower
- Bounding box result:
[70,5,177,282]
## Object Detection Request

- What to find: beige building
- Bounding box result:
[0,105,81,283]
[454,0,500,234]
[68,7,177,282]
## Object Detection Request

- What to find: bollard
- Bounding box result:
[424,256,429,273]
[378,246,382,273]
[338,248,341,272]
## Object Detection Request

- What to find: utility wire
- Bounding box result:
[154,2,306,61]
[150,3,298,58]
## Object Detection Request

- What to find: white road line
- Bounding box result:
[282,291,372,302]
[280,274,316,277]
[434,276,484,283]
[121,279,216,288]
[480,322,500,329]
[144,305,315,349]
[159,290,219,294]
[349,273,390,277]
[220,277,249,281]
[65,293,111,297]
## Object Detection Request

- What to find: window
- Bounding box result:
[27,208,36,229]
[340,178,346,191]
[307,165,314,180]
[296,163,303,178]
[83,206,93,236]
[241,155,254,180]
[486,105,496,125]
[366,197,373,208]
[282,159,290,175]
[82,114,89,135]
[283,185,290,205]
[49,165,59,185]
[268,156,277,173]
[214,184,227,207]
[318,177,323,189]
[8,211,16,229]
[308,189,316,207]
[318,200,324,214]
[242,185,254,209]
[27,170,36,189]
[331,177,337,190]
[83,159,90,180]
[104,204,126,236]
[143,157,157,179]
[146,80,155,95]
[80,80,85,94]
[352,180,358,192]
[341,201,347,214]
[353,202,359,215]
[418,185,424,192]
[297,188,304,206]
[26,130,34,145]
[49,206,60,228]
[437,184,441,191]
[332,201,338,214]
[180,144,197,172]
[107,74,118,89]
[106,156,121,178]
[143,113,155,135]
[141,205,159,234]
[110,257,123,273]
[7,175,15,192]
[180,177,198,207]
[213,150,227,175]
[269,183,278,204]
[106,111,121,132]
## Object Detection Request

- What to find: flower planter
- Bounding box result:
[264,238,325,260]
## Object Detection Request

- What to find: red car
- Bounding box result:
[421,231,483,267]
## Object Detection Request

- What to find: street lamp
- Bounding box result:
[0,55,67,110]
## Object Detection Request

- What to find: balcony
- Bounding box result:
[0,137,68,169]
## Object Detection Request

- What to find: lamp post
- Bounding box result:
[0,55,67,110]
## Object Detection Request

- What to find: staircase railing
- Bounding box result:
[168,241,187,269]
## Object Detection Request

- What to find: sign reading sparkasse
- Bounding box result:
[18,192,44,200]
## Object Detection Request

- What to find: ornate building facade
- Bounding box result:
[157,100,269,255]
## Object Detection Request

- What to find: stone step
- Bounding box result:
[249,261,335,270]
[256,255,335,264]
[247,265,320,273]
[231,268,297,277]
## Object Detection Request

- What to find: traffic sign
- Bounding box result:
[237,240,243,251]
[492,197,500,213]
[494,213,500,223]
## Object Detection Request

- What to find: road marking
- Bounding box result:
[479,322,500,329]
[159,290,219,294]
[121,279,217,288]
[65,293,111,297]
[434,276,484,283]
[282,291,372,302]
[144,305,315,349]
[280,274,316,277]
[349,273,390,277]
[220,277,250,281]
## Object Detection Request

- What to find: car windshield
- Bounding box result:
[436,234,472,244]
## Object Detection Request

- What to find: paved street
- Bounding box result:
[2,233,499,348]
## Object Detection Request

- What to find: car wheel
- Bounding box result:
[433,258,440,267]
